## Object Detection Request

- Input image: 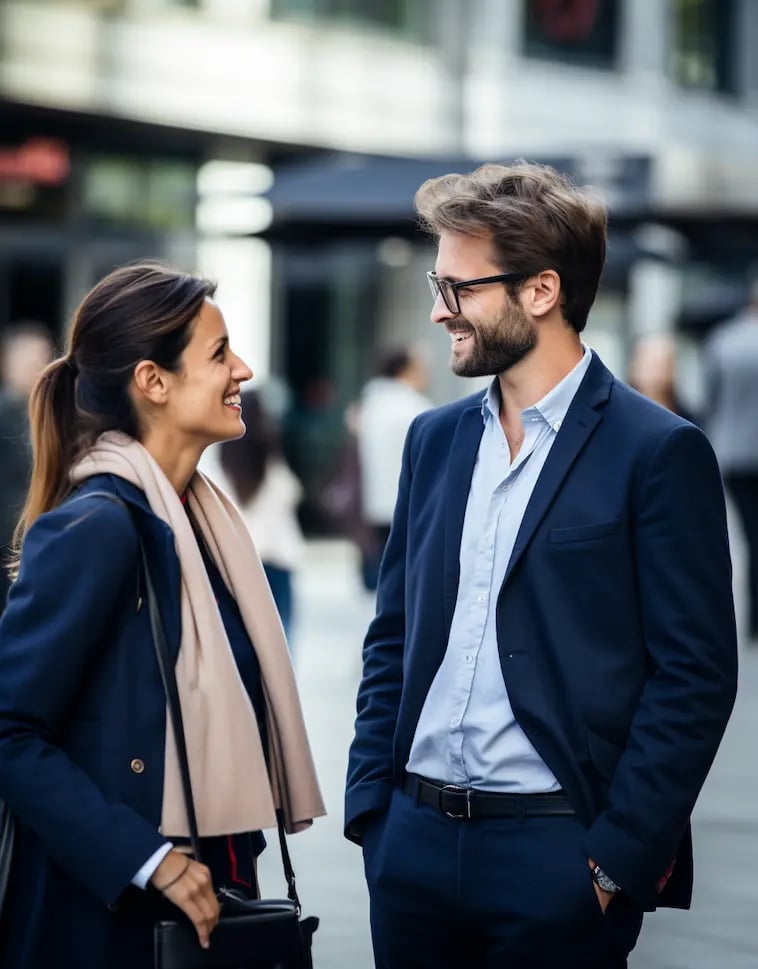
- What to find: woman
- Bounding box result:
[219,388,304,644]
[0,261,325,968]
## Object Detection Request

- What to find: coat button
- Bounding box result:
[130,758,145,774]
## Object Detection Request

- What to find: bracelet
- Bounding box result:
[156,857,191,895]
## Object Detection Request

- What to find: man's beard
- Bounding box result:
[450,303,537,378]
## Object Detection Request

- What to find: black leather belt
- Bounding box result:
[402,773,575,820]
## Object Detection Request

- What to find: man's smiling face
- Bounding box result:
[431,231,538,378]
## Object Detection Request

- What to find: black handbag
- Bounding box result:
[137,521,319,969]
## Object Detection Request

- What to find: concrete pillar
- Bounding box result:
[736,0,758,101]
[620,0,669,77]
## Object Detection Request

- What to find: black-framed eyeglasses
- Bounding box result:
[426,270,528,315]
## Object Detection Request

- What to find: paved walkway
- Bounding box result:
[258,538,758,968]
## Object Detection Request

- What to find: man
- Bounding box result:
[702,280,758,646]
[345,163,738,968]
[357,346,432,589]
[0,321,54,608]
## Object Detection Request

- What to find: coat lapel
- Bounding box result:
[500,353,613,590]
[443,403,485,631]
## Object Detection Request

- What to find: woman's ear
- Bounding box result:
[527,270,562,319]
[132,360,170,405]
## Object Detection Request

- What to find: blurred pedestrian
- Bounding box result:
[0,262,324,968]
[220,387,305,645]
[702,279,758,644]
[0,321,54,608]
[356,346,431,589]
[627,332,695,422]
[346,162,737,969]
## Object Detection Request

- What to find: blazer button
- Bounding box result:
[130,758,145,774]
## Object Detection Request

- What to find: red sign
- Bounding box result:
[533,0,600,43]
[0,138,70,185]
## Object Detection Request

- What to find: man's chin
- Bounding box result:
[450,349,497,379]
[451,359,492,378]
[451,342,536,378]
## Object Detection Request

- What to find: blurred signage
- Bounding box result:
[524,0,618,68]
[532,0,601,42]
[0,138,70,186]
[0,138,70,217]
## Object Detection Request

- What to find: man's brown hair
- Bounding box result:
[414,161,607,333]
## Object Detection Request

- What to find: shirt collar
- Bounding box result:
[481,345,592,430]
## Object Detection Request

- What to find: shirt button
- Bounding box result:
[450,717,460,727]
[553,420,562,431]
[465,655,472,663]
[477,594,486,603]
[130,758,145,774]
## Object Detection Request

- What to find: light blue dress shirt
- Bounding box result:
[406,347,592,792]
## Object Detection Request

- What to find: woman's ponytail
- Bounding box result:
[9,357,78,576]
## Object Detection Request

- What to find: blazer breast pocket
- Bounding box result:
[548,519,620,545]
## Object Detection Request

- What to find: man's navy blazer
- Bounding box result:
[345,352,738,912]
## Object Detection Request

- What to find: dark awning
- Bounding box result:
[262,151,653,240]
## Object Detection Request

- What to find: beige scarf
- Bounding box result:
[70,432,325,838]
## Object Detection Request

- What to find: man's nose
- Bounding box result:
[430,293,457,325]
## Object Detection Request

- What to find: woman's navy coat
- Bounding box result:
[0,474,188,967]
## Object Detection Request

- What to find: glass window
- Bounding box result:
[129,0,199,8]
[523,0,619,69]
[270,0,431,42]
[93,0,199,12]
[671,0,735,94]
[83,155,197,230]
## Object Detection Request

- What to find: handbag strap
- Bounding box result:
[138,533,204,863]
[70,490,302,908]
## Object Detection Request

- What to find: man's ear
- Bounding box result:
[526,270,562,319]
[133,360,170,405]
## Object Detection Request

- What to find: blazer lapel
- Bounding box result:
[500,353,613,590]
[443,403,485,630]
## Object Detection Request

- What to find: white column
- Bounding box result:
[196,236,272,381]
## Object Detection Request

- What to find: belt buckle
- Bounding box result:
[440,784,472,820]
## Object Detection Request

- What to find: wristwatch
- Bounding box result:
[591,864,621,894]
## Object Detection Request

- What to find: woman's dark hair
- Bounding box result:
[12,260,216,568]
[219,388,279,506]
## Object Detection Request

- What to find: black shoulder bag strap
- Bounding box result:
[72,490,302,909]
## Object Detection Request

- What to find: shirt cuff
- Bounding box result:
[131,842,173,890]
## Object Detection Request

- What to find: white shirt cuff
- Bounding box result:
[132,842,174,890]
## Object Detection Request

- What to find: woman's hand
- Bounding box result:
[151,850,220,949]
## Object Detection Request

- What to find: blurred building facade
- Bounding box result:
[2,0,757,504]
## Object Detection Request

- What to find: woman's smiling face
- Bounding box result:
[161,298,253,449]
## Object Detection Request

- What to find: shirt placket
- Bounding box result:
[447,436,513,782]
[451,415,545,782]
